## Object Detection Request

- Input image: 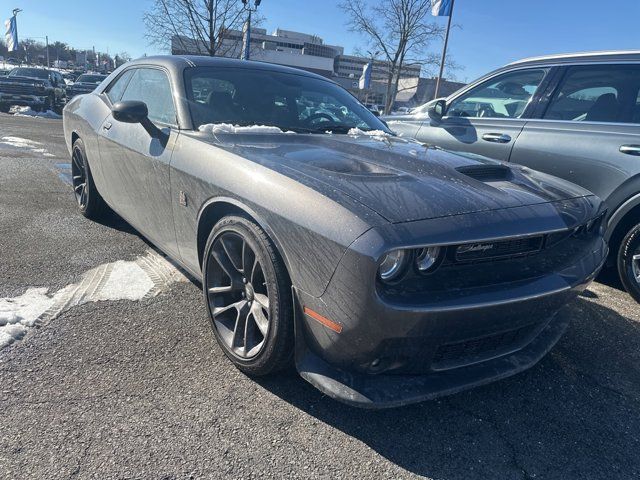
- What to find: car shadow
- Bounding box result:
[255,296,640,479]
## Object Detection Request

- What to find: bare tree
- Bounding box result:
[144,0,248,57]
[340,0,445,114]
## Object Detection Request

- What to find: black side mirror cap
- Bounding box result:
[428,99,447,124]
[112,100,148,124]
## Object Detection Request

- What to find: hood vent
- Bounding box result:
[456,164,512,182]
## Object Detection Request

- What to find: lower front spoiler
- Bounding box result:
[295,310,570,409]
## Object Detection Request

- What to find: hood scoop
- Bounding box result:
[304,156,397,177]
[456,164,512,182]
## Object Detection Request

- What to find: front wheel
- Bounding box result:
[618,222,640,303]
[202,215,294,375]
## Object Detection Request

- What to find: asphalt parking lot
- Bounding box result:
[1,114,639,479]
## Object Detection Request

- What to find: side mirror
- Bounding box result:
[428,99,447,124]
[112,100,148,124]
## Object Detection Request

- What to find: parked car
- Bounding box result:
[0,67,66,113]
[66,73,108,99]
[388,51,640,302]
[64,56,606,408]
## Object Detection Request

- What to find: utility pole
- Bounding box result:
[240,0,262,60]
[45,35,50,67]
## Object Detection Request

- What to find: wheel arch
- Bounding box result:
[607,192,640,260]
[196,197,294,282]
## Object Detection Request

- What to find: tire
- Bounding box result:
[202,215,294,376]
[617,222,640,303]
[0,103,10,113]
[71,138,108,220]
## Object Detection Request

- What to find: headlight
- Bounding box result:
[415,247,441,273]
[378,249,408,282]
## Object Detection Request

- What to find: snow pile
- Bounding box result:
[347,128,392,141]
[0,288,60,349]
[13,106,62,119]
[199,123,294,135]
[0,250,188,350]
[0,136,55,157]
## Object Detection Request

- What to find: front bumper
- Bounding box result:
[294,199,607,408]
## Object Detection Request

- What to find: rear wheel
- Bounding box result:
[202,215,294,375]
[618,222,640,303]
[0,103,10,113]
[71,138,108,220]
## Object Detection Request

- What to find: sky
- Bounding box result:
[3,0,640,81]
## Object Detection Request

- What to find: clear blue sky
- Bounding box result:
[5,0,640,81]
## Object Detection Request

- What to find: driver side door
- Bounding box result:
[98,67,180,257]
[416,68,550,161]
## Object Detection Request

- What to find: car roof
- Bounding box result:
[128,55,330,82]
[507,50,640,67]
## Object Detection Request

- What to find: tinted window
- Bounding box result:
[544,66,640,123]
[121,68,177,125]
[105,70,134,103]
[447,69,546,119]
[184,67,390,133]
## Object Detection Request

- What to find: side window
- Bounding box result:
[121,68,177,125]
[544,66,640,124]
[105,70,134,103]
[447,69,547,119]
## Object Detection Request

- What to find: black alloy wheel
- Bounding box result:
[71,138,108,219]
[203,216,293,375]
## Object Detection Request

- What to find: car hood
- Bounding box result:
[196,131,593,223]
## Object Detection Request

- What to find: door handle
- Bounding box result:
[102,121,112,131]
[620,144,640,156]
[482,133,511,143]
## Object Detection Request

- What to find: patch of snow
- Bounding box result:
[347,128,392,141]
[12,106,62,119]
[0,251,188,351]
[0,136,55,157]
[199,123,295,135]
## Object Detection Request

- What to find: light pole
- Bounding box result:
[240,0,262,60]
[364,50,380,105]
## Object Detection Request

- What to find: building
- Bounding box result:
[172,28,343,78]
[334,55,421,82]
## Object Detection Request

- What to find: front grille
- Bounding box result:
[431,324,536,370]
[0,83,40,95]
[455,235,544,262]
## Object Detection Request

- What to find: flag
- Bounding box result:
[4,15,18,52]
[432,0,453,16]
[359,62,372,90]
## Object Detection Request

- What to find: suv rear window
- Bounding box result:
[544,66,640,124]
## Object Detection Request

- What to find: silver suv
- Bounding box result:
[390,51,640,302]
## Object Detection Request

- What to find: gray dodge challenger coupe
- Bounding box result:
[63,56,607,408]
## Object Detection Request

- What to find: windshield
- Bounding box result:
[77,74,105,84]
[8,68,50,80]
[185,67,391,134]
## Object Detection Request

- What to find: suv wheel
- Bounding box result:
[618,222,640,303]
